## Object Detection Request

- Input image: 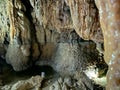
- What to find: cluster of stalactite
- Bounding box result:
[0,0,120,89]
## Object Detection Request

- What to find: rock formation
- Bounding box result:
[0,0,104,73]
[49,76,93,90]
[95,0,120,90]
[1,75,43,90]
[1,0,120,90]
[66,0,103,42]
[5,0,40,71]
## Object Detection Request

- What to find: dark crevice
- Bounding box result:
[21,0,33,23]
[44,29,47,44]
[15,65,55,78]
[20,0,41,61]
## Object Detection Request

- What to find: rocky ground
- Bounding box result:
[0,74,106,90]
[0,59,106,90]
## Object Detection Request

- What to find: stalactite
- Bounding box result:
[67,0,103,42]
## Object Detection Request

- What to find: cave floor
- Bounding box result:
[0,62,106,90]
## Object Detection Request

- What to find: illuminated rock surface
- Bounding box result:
[67,0,103,42]
[0,0,104,71]
[0,0,117,90]
[95,0,120,90]
[1,75,43,90]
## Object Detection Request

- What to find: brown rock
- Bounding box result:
[95,0,120,89]
[67,0,103,42]
[1,75,43,90]
[5,0,40,71]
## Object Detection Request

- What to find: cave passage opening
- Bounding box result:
[0,59,56,86]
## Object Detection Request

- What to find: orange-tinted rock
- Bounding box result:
[30,0,73,32]
[0,0,105,75]
[6,0,40,71]
[67,0,103,42]
[95,0,120,89]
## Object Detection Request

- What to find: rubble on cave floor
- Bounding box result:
[1,74,106,90]
[1,75,43,90]
[0,62,106,90]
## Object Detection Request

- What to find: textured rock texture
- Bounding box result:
[1,75,43,90]
[0,0,109,88]
[5,0,40,71]
[67,0,103,42]
[0,0,104,71]
[30,0,73,32]
[0,0,9,57]
[95,0,120,90]
[49,76,93,90]
[52,32,100,76]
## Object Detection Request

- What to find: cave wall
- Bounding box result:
[95,0,120,90]
[1,0,120,89]
[0,0,9,56]
[0,0,105,86]
[0,0,103,70]
[5,0,41,71]
[66,0,103,42]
